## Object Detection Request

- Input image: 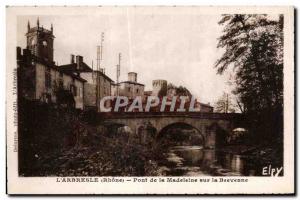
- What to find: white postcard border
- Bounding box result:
[6,6,294,194]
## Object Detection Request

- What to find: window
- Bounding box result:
[79,87,82,97]
[70,84,77,96]
[136,88,139,93]
[45,67,51,88]
[128,87,131,92]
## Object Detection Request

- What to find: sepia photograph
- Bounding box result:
[6,6,294,194]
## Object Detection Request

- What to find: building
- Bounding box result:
[58,55,95,109]
[152,79,167,96]
[81,69,113,111]
[144,91,152,97]
[199,102,214,113]
[118,72,145,99]
[26,19,54,63]
[111,82,119,97]
[59,55,113,111]
[144,78,214,112]
[59,55,93,74]
[17,19,86,110]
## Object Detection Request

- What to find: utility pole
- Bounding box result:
[116,53,121,96]
[96,46,100,111]
[96,32,104,112]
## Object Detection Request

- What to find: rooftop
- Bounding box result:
[93,70,114,82]
[119,81,145,86]
[26,26,54,36]
[17,47,86,83]
[59,62,93,73]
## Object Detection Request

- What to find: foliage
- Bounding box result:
[167,83,192,97]
[176,86,192,97]
[159,128,203,147]
[18,99,160,176]
[18,99,77,175]
[54,83,75,108]
[158,83,168,97]
[214,92,236,113]
[215,14,283,140]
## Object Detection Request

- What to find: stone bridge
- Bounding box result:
[99,112,245,148]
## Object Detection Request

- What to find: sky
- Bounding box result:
[17,10,233,104]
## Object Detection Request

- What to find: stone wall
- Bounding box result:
[35,63,46,100]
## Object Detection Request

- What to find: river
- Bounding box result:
[157,146,261,176]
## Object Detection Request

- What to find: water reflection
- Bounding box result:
[172,146,205,165]
[157,145,259,176]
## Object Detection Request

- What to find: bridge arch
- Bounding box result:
[156,122,206,146]
[102,122,135,142]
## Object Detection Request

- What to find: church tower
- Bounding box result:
[26,18,55,63]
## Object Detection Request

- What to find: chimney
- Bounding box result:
[27,21,30,32]
[76,55,83,70]
[128,72,137,82]
[70,54,75,64]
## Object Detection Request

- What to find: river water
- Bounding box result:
[157,146,260,176]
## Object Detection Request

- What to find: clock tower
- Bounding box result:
[26,18,55,63]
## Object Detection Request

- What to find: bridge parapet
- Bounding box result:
[99,112,244,120]
[99,112,246,148]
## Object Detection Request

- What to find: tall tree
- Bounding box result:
[215,14,283,140]
[166,83,192,97]
[214,92,236,113]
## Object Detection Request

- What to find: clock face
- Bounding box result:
[42,40,47,46]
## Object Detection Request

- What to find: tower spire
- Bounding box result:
[27,20,30,32]
[51,23,53,33]
[37,17,40,28]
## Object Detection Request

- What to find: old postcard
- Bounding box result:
[6,6,294,194]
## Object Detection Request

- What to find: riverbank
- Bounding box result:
[20,135,161,176]
[218,142,283,175]
[18,100,283,177]
[18,100,160,176]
